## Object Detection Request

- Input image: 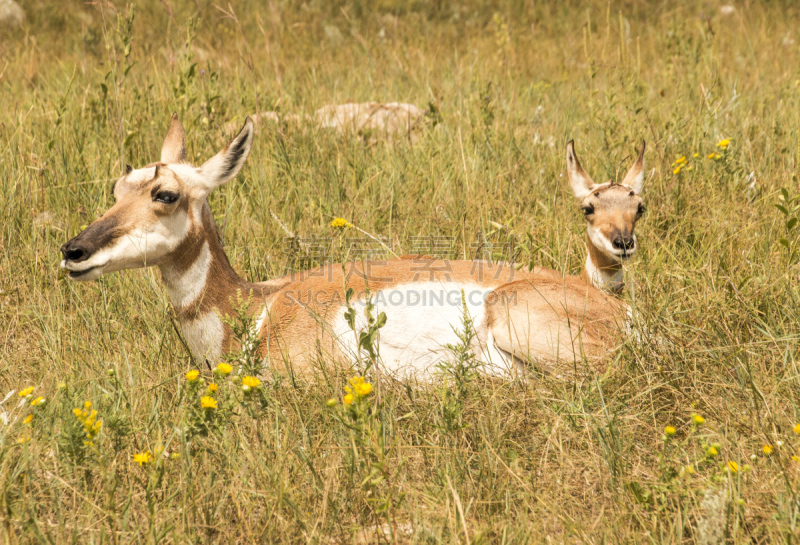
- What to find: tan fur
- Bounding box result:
[254,261,627,376]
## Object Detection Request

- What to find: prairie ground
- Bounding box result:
[2,0,800,542]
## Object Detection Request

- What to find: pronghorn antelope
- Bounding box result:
[225,102,428,143]
[565,139,647,293]
[60,115,645,378]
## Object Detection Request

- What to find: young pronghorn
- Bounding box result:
[60,115,645,378]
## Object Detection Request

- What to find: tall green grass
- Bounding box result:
[2,1,800,541]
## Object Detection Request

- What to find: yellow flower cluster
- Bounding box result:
[186,370,200,382]
[763,444,773,455]
[133,451,152,466]
[213,363,233,376]
[329,217,351,229]
[343,376,373,405]
[664,426,676,437]
[673,139,731,174]
[19,386,34,398]
[73,401,102,447]
[241,375,261,394]
[672,155,692,175]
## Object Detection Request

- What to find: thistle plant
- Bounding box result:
[221,289,263,377]
[437,291,481,435]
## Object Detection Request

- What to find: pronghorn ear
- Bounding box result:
[621,140,646,194]
[566,140,595,200]
[161,113,187,164]
[196,117,254,194]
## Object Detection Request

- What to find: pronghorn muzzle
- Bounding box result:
[610,231,636,256]
[60,216,120,277]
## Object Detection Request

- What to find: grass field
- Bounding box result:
[3,0,800,541]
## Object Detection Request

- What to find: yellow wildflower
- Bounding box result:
[792,455,800,462]
[676,156,687,164]
[763,444,773,455]
[673,166,682,175]
[133,451,152,466]
[707,446,718,457]
[717,138,731,149]
[23,414,33,424]
[74,403,103,446]
[19,387,34,398]
[343,394,354,405]
[242,376,261,388]
[18,436,30,444]
[664,426,676,437]
[728,461,739,473]
[200,396,218,410]
[214,363,233,376]
[793,423,800,435]
[30,397,44,407]
[186,370,200,382]
[356,382,373,396]
[208,383,219,393]
[684,465,695,475]
[693,153,700,158]
[691,414,705,425]
[329,217,351,229]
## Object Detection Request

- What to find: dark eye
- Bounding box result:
[637,204,646,215]
[582,205,594,216]
[154,191,179,204]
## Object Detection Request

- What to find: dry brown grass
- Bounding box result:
[2,0,800,542]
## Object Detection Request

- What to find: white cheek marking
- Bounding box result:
[162,241,211,310]
[330,282,515,380]
[77,209,191,275]
[182,312,224,364]
[587,224,618,258]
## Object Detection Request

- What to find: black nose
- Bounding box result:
[61,241,89,262]
[612,235,635,251]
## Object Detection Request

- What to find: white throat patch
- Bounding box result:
[161,241,212,311]
[585,253,623,291]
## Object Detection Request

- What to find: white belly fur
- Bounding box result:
[331,282,516,379]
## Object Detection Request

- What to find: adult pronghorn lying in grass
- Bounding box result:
[60,115,646,379]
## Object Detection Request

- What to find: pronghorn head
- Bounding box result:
[566,140,646,264]
[60,114,254,281]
